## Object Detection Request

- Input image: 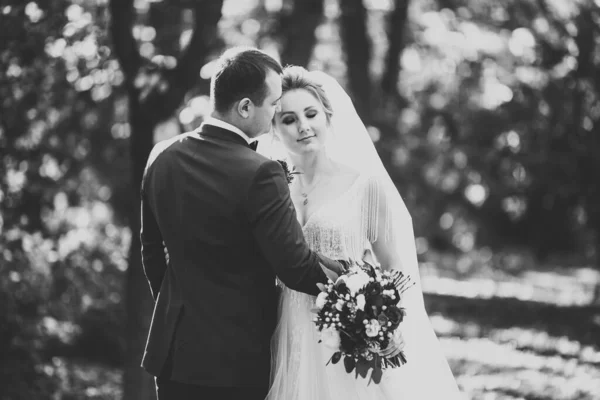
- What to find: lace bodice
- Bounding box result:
[300,173,374,262]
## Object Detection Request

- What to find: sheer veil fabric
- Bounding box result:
[258,72,464,399]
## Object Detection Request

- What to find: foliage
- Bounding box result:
[377,0,600,262]
[0,0,128,395]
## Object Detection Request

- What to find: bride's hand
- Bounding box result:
[362,248,378,267]
[378,330,405,358]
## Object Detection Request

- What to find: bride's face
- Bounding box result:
[274,89,329,156]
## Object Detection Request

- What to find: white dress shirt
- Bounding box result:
[201,117,253,144]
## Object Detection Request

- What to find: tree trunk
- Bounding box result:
[109,1,224,398]
[339,0,372,122]
[149,2,183,56]
[279,0,325,67]
[122,96,157,399]
[376,0,412,170]
[572,7,600,302]
[381,0,410,101]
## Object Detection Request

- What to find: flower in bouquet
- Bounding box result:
[312,261,415,384]
[321,326,342,349]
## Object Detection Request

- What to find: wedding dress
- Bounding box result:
[266,173,462,400]
[260,71,464,399]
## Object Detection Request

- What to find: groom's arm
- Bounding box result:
[140,159,168,301]
[245,160,342,295]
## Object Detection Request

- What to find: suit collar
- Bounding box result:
[198,124,254,149]
[201,117,253,143]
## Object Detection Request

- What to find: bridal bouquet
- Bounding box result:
[312,261,414,384]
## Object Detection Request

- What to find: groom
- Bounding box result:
[140,47,345,399]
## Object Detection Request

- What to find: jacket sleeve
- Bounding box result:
[245,160,333,295]
[140,151,169,301]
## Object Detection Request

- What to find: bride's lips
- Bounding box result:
[297,135,316,142]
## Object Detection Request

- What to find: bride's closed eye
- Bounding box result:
[281,116,296,125]
[281,110,318,125]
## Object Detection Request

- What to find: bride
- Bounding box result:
[258,66,464,399]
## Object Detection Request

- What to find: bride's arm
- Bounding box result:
[364,176,420,357]
[363,175,418,277]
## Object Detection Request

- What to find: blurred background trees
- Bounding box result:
[1,0,599,399]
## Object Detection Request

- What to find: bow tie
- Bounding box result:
[249,141,259,151]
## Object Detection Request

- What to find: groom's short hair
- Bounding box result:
[211,47,283,113]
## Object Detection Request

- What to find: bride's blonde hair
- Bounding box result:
[280,66,334,123]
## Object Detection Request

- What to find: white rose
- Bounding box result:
[320,326,341,350]
[316,292,328,309]
[355,294,366,311]
[345,271,370,294]
[365,319,381,337]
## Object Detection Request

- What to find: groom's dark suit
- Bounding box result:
[140,123,339,397]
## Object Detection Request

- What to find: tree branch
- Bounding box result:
[109,0,142,82]
[143,0,223,123]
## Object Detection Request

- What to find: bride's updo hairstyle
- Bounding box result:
[280,66,334,123]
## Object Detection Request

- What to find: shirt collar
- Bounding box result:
[201,117,253,144]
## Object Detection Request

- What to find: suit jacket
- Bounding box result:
[140,123,340,388]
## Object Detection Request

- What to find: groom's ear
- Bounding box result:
[237,98,252,118]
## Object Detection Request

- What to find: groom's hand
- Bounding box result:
[333,259,350,273]
[319,262,338,282]
[318,259,348,283]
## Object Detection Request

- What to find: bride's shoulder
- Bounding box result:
[330,162,359,182]
[330,162,377,192]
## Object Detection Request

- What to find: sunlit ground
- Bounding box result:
[52,255,600,400]
[423,255,600,400]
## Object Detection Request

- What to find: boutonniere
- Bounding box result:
[276,159,300,185]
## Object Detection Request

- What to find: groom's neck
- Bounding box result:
[211,112,244,131]
[211,111,232,125]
